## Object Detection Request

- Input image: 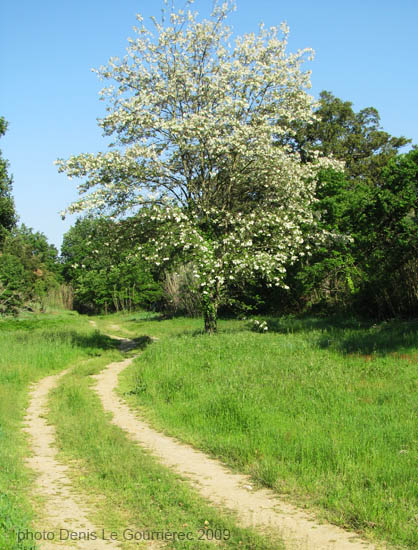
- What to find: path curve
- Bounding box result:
[93,351,380,550]
[23,370,123,549]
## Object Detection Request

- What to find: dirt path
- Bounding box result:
[23,371,123,549]
[93,351,379,550]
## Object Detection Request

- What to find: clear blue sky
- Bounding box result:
[1,0,417,249]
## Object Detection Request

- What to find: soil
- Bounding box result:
[23,371,123,549]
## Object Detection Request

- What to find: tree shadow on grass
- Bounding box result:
[7,329,120,351]
[266,315,418,356]
[119,335,153,352]
[327,319,418,355]
[266,314,365,334]
[70,331,153,352]
[183,326,247,338]
[69,330,120,351]
[126,312,166,322]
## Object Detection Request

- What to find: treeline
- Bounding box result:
[60,216,162,313]
[1,91,417,317]
[60,92,417,318]
[243,91,418,318]
[0,118,68,313]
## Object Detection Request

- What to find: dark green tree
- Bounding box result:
[0,122,63,313]
[290,91,410,183]
[267,91,415,315]
[0,226,61,314]
[356,149,418,316]
[282,148,417,317]
[17,224,60,276]
[61,217,162,313]
[0,117,17,246]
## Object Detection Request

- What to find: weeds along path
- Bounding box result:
[93,339,379,550]
[23,370,124,550]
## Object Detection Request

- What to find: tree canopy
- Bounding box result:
[0,117,17,246]
[291,90,410,183]
[0,225,61,314]
[57,0,339,331]
[61,217,162,313]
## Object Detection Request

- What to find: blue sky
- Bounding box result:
[1,0,417,249]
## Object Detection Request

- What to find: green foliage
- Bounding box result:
[290,168,365,310]
[0,226,61,314]
[16,223,60,276]
[268,92,416,317]
[0,251,27,313]
[0,117,17,246]
[292,90,410,183]
[355,149,418,315]
[282,150,417,317]
[0,119,61,315]
[61,217,162,313]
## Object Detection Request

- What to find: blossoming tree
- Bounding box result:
[57,0,338,332]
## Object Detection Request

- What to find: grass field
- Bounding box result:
[48,351,284,550]
[0,311,119,550]
[112,313,418,549]
[1,310,283,550]
[2,310,416,550]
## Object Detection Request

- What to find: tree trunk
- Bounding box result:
[203,300,218,334]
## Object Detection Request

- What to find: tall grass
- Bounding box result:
[163,264,201,317]
[118,314,418,549]
[43,283,74,310]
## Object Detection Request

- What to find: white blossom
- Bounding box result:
[56,0,341,324]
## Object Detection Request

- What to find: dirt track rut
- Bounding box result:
[93,349,379,550]
[21,320,380,550]
[23,371,123,549]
